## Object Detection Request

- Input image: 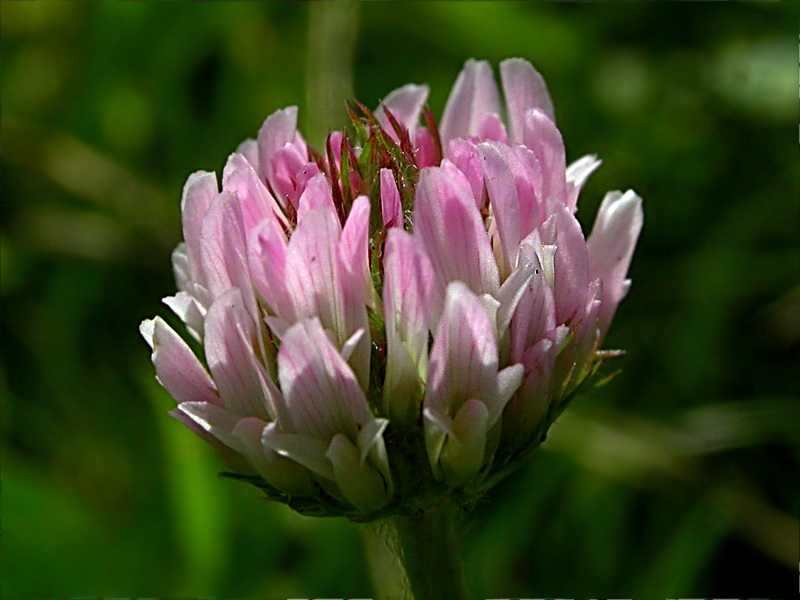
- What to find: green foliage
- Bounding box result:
[1,2,796,598]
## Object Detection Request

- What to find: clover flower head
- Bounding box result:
[141,58,643,519]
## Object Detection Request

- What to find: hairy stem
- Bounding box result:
[393,503,469,600]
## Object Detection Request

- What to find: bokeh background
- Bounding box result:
[1,2,797,599]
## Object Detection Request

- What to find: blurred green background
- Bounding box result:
[1,2,797,599]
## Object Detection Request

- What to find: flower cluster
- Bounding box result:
[141,58,643,519]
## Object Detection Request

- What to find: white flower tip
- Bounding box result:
[340,327,366,362]
[423,406,456,439]
[139,318,157,349]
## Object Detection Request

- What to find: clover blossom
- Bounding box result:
[141,58,642,519]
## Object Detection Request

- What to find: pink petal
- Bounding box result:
[446,139,485,210]
[500,58,555,144]
[586,190,643,337]
[339,194,371,299]
[284,205,344,334]
[478,142,523,274]
[440,59,501,145]
[379,168,403,229]
[204,288,271,420]
[523,109,567,206]
[413,126,439,168]
[539,197,591,325]
[198,194,234,300]
[507,251,557,364]
[222,152,288,233]
[220,198,260,325]
[425,281,501,422]
[247,216,292,319]
[296,172,335,223]
[376,83,430,139]
[382,228,435,419]
[180,171,218,283]
[270,144,317,210]
[277,318,371,440]
[140,317,219,406]
[326,130,345,173]
[235,138,260,173]
[413,165,499,319]
[476,112,507,143]
[565,154,602,213]
[383,229,435,356]
[509,145,547,235]
[338,195,373,385]
[257,106,299,182]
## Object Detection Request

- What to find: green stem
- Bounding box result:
[393,503,469,600]
[361,522,407,600]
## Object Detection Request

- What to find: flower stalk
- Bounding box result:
[394,503,468,600]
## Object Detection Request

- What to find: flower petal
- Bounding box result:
[296,172,335,223]
[523,109,567,206]
[376,83,430,138]
[440,59,501,145]
[554,279,602,398]
[478,142,523,275]
[261,422,335,480]
[439,399,489,487]
[500,58,555,144]
[413,165,499,319]
[539,198,591,325]
[380,168,403,229]
[425,281,500,423]
[257,106,300,181]
[198,193,237,301]
[204,288,271,420]
[277,318,371,440]
[247,216,293,320]
[586,190,643,338]
[339,196,373,384]
[162,291,205,341]
[565,154,602,213]
[340,194,372,306]
[232,417,313,495]
[476,112,507,144]
[169,405,250,473]
[326,434,390,512]
[235,138,259,172]
[222,152,288,233]
[284,205,344,335]
[140,316,219,406]
[382,228,435,422]
[508,242,557,363]
[180,171,218,283]
[446,139,485,210]
[220,197,261,326]
[505,337,556,436]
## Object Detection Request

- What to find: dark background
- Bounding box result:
[2,2,797,598]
